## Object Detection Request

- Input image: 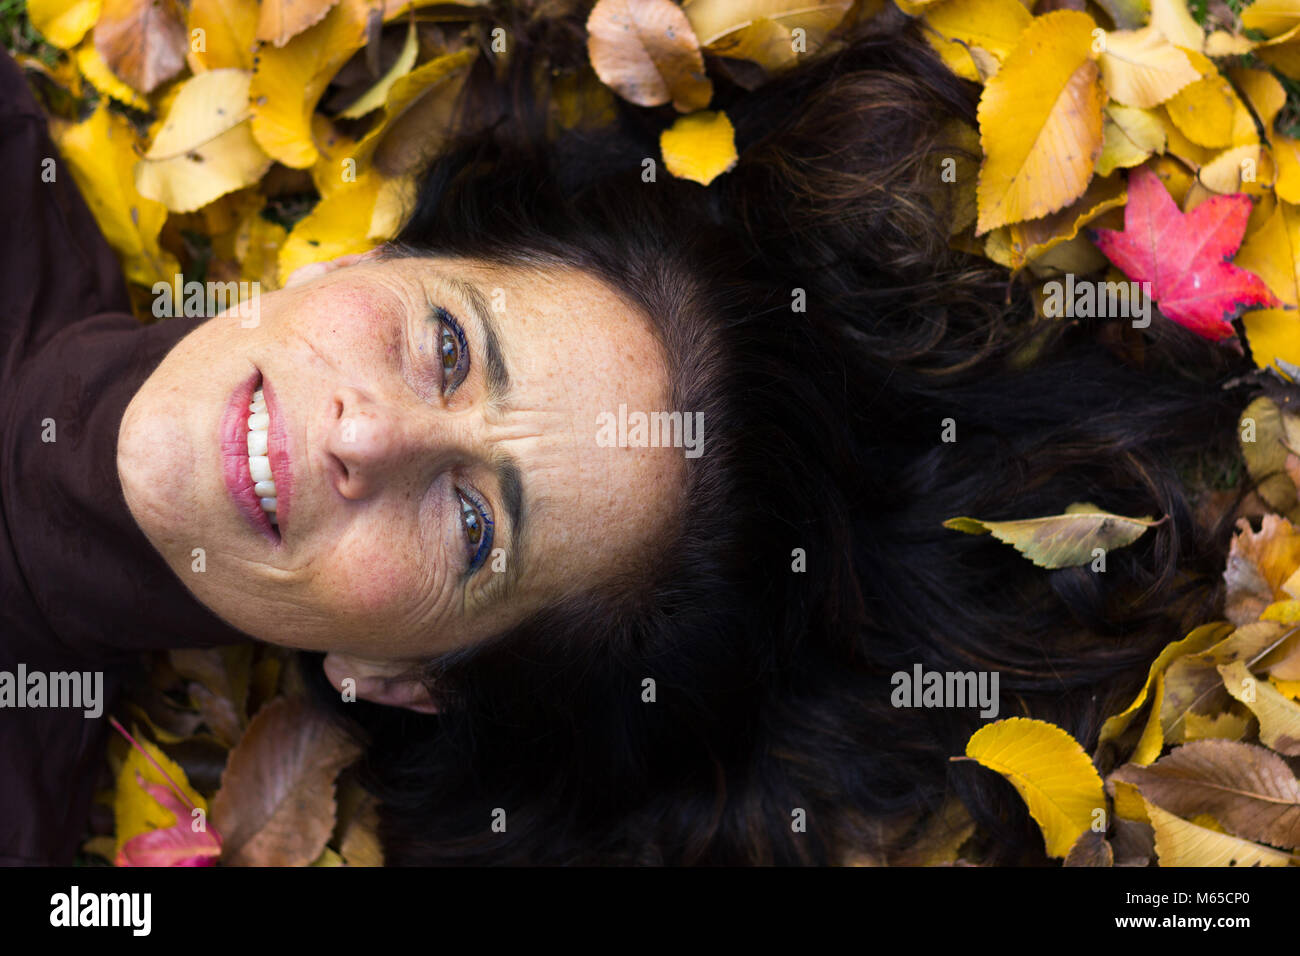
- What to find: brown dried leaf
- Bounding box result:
[94,0,188,95]
[1064,829,1114,866]
[586,0,713,112]
[1113,740,1300,849]
[211,696,361,866]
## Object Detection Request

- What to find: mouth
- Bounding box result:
[221,369,292,544]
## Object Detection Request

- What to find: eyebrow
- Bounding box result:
[446,275,510,408]
[440,275,527,605]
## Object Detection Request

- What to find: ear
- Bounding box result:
[322,651,439,715]
[282,246,384,290]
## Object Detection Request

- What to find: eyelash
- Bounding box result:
[435,306,471,394]
[429,307,493,573]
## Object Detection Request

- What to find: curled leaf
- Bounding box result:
[211,696,361,866]
[961,717,1105,858]
[587,0,713,112]
[1114,740,1300,849]
[1145,798,1294,865]
[94,0,188,95]
[943,502,1161,569]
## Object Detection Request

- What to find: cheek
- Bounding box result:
[312,518,453,629]
[284,284,398,361]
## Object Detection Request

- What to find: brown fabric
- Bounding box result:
[0,50,251,864]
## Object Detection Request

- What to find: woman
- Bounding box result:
[1,7,1246,865]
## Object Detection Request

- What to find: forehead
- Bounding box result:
[422,256,687,605]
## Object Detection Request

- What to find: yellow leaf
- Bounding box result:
[660,110,738,186]
[55,103,178,287]
[369,174,416,240]
[1258,26,1300,79]
[1149,0,1203,51]
[1149,153,1195,204]
[249,0,371,168]
[1132,672,1167,765]
[234,205,287,290]
[1097,104,1165,177]
[1244,309,1300,371]
[1263,599,1300,623]
[75,40,151,110]
[1276,135,1300,203]
[683,0,853,58]
[113,731,208,858]
[921,0,1031,84]
[187,0,259,72]
[1099,622,1232,745]
[338,21,418,119]
[1111,779,1150,822]
[258,0,341,48]
[1242,0,1300,37]
[310,846,346,866]
[1183,709,1253,741]
[135,71,273,213]
[983,173,1125,270]
[1237,202,1300,304]
[1273,677,1300,700]
[28,0,102,50]
[1220,659,1300,754]
[1233,67,1286,135]
[308,115,359,199]
[1099,27,1199,109]
[701,16,796,71]
[1165,71,1246,149]
[152,71,251,157]
[1147,799,1295,865]
[963,717,1105,858]
[1197,143,1274,194]
[278,171,383,282]
[943,503,1160,569]
[974,10,1105,234]
[1157,104,1215,169]
[1205,30,1255,56]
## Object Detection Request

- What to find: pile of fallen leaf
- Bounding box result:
[13,0,883,317]
[908,374,1300,867]
[84,645,381,866]
[919,0,1300,368]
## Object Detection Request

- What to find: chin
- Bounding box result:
[117,379,203,559]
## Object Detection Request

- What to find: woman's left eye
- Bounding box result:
[457,488,493,573]
[435,307,470,393]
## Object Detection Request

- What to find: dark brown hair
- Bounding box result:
[304,2,1249,864]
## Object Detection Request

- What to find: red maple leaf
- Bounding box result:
[1090,166,1281,341]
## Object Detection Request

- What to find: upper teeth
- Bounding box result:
[248,388,277,526]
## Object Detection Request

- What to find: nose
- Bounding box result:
[326,385,438,500]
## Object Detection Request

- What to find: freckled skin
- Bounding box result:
[118,253,685,673]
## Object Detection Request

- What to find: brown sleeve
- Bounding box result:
[0,48,132,379]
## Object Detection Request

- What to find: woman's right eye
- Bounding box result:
[434,307,470,394]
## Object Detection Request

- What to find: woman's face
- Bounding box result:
[118,253,685,661]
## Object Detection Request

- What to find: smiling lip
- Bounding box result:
[221,369,281,545]
[261,375,293,534]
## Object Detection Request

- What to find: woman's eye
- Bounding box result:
[434,307,470,393]
[457,488,494,573]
